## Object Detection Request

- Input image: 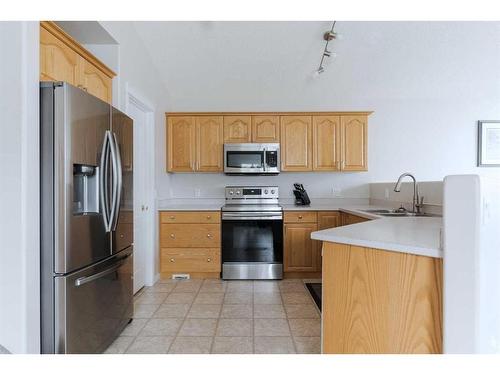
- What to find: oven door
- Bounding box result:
[221,214,283,279]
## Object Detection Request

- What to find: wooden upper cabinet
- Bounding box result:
[252,115,280,143]
[284,223,318,272]
[196,116,223,172]
[223,116,252,143]
[280,116,312,171]
[40,25,80,84]
[39,22,115,104]
[341,115,367,171]
[79,58,112,103]
[167,116,196,172]
[313,116,341,171]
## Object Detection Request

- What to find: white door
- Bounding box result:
[127,101,148,294]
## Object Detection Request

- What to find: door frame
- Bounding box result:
[125,84,157,288]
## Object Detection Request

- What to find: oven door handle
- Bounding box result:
[222,213,283,221]
[263,147,267,172]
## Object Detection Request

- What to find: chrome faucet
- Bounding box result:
[394,172,424,214]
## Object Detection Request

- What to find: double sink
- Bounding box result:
[362,209,438,218]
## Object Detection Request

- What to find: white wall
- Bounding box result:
[131,21,500,200]
[0,21,39,354]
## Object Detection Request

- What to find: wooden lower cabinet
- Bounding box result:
[322,242,443,354]
[159,211,221,279]
[317,211,341,230]
[341,212,370,225]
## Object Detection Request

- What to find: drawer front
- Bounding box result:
[284,211,317,223]
[160,211,221,224]
[161,248,221,273]
[160,223,220,247]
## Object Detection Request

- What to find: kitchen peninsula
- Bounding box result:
[311,216,443,354]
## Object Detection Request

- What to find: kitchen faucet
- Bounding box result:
[394,173,424,214]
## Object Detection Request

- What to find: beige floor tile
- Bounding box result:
[253,281,280,293]
[157,278,178,284]
[284,304,320,319]
[178,318,217,336]
[254,336,296,354]
[139,318,183,336]
[253,292,282,305]
[164,292,196,304]
[281,292,313,305]
[254,304,286,318]
[216,319,252,337]
[120,318,148,336]
[172,280,202,293]
[254,319,291,336]
[168,336,213,354]
[125,336,174,354]
[187,304,221,318]
[224,292,253,304]
[227,281,253,293]
[154,304,191,318]
[288,319,321,337]
[220,304,253,319]
[200,280,227,293]
[104,336,134,354]
[211,337,253,354]
[144,283,176,293]
[133,303,160,318]
[279,279,303,285]
[135,292,168,305]
[294,336,321,354]
[193,292,224,305]
[279,282,307,293]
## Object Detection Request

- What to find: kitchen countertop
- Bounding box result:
[311,215,443,258]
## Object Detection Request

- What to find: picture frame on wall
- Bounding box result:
[478,121,500,167]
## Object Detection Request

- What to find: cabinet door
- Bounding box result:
[317,211,341,230]
[80,58,113,103]
[252,115,280,142]
[313,116,341,171]
[341,115,367,171]
[40,26,80,84]
[167,116,196,172]
[223,116,252,143]
[196,116,223,172]
[284,223,318,272]
[341,212,369,226]
[280,116,312,171]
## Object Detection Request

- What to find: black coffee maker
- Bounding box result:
[293,183,311,206]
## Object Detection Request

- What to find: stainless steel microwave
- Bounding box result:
[224,143,280,175]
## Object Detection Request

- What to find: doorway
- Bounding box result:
[126,87,155,294]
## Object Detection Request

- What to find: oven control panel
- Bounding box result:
[225,186,279,199]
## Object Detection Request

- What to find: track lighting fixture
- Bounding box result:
[314,21,341,77]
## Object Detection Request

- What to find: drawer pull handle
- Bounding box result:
[169,216,175,220]
[170,234,175,238]
[207,258,211,262]
[207,234,212,238]
[170,258,175,263]
[298,215,303,219]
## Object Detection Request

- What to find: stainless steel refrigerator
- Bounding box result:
[40,82,134,354]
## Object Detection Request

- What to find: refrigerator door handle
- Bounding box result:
[74,253,131,287]
[108,131,120,232]
[99,131,112,232]
[110,132,123,231]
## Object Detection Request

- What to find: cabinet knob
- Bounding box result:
[206,215,211,220]
[298,215,303,219]
[170,216,175,220]
[119,234,124,238]
[207,233,212,238]
[207,258,211,262]
[170,258,175,263]
[170,234,175,238]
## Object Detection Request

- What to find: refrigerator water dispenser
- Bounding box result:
[73,164,99,215]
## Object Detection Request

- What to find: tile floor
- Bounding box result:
[105,278,321,354]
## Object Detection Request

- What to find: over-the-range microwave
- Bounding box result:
[224,143,280,175]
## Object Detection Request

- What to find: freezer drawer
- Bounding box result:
[53,247,133,354]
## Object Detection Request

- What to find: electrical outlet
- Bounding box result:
[194,188,201,198]
[384,188,390,199]
[332,187,342,197]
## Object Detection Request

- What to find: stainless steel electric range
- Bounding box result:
[221,186,283,280]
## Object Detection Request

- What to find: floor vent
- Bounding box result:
[172,274,190,280]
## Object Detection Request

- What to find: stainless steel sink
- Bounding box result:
[361,209,439,218]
